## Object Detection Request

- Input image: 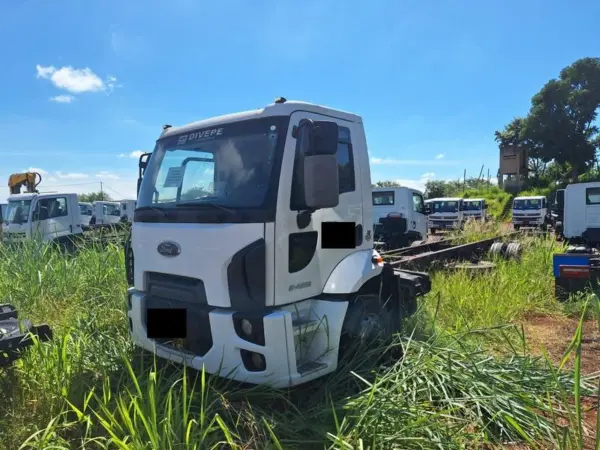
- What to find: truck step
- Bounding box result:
[292,317,321,335]
[297,360,328,377]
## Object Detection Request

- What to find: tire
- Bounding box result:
[340,293,401,355]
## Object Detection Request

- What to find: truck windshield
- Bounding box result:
[137,117,287,218]
[5,200,32,224]
[462,201,481,211]
[432,201,459,213]
[514,199,542,210]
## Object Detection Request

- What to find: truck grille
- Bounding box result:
[143,272,213,356]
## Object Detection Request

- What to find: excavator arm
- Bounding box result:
[8,172,42,195]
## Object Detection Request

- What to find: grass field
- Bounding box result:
[1,225,598,449]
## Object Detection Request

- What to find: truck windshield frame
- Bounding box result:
[514,199,542,210]
[5,200,32,224]
[432,201,459,213]
[136,116,290,224]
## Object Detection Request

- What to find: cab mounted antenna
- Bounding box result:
[274,97,287,104]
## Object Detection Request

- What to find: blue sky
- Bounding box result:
[1,0,599,202]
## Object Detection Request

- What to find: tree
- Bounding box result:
[79,192,113,202]
[424,180,448,199]
[372,180,402,188]
[496,57,600,183]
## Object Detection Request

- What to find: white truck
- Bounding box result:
[512,195,547,230]
[79,202,93,226]
[372,186,428,247]
[427,197,464,233]
[90,201,121,225]
[561,182,600,244]
[461,198,487,222]
[2,193,84,244]
[125,98,431,388]
[0,203,6,222]
[120,199,137,223]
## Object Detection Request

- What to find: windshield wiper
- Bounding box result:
[175,201,235,215]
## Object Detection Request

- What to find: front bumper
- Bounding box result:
[428,220,459,229]
[512,217,544,226]
[126,289,347,388]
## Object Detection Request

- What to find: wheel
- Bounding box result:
[339,293,402,360]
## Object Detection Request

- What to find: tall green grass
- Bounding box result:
[0,236,597,449]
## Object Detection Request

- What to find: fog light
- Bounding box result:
[251,352,265,370]
[241,319,253,336]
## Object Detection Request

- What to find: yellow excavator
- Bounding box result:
[8,171,42,194]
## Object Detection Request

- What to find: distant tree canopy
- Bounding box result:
[372,180,402,188]
[495,57,600,183]
[78,192,113,202]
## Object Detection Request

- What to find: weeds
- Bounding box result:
[0,235,598,449]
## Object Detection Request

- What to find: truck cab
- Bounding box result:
[548,189,565,234]
[372,186,428,247]
[512,195,547,230]
[79,202,93,226]
[427,197,463,233]
[91,201,121,225]
[0,203,6,222]
[125,99,430,388]
[2,193,83,244]
[562,182,600,245]
[120,199,136,223]
[461,198,487,222]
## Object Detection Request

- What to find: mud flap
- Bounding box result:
[380,264,431,322]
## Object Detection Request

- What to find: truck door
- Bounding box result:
[32,196,71,241]
[411,191,427,239]
[585,186,600,227]
[273,111,365,305]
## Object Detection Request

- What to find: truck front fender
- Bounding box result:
[323,249,383,294]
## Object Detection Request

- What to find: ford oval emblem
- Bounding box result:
[157,241,181,257]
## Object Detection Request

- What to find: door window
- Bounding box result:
[586,187,600,205]
[34,197,68,220]
[412,193,425,214]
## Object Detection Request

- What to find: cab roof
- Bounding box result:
[428,197,462,202]
[8,192,77,201]
[514,195,545,200]
[372,186,423,195]
[463,198,484,202]
[159,100,363,139]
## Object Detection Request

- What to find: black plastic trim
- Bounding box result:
[289,231,318,273]
[227,239,267,311]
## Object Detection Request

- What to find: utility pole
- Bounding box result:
[100,182,104,200]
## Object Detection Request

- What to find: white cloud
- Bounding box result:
[435,153,445,160]
[120,150,145,159]
[95,171,119,180]
[46,177,57,182]
[374,173,438,193]
[370,157,461,167]
[36,64,119,97]
[50,95,75,103]
[26,167,48,174]
[56,171,89,179]
[421,172,436,180]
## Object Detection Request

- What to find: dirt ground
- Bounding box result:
[520,314,600,448]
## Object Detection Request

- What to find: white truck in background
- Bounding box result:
[90,201,121,225]
[125,98,431,388]
[79,202,93,226]
[427,197,464,233]
[0,203,6,222]
[372,186,428,247]
[461,198,487,222]
[512,195,547,230]
[120,199,136,223]
[3,193,84,244]
[561,182,600,244]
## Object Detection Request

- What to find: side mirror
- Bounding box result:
[303,154,339,209]
[424,206,431,215]
[295,119,339,156]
